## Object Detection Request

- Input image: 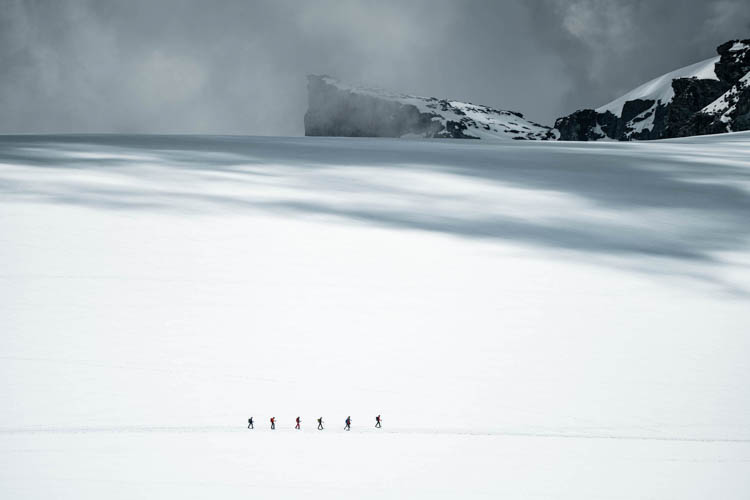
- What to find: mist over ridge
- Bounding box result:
[1,0,749,135]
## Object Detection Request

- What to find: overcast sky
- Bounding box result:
[1,0,749,135]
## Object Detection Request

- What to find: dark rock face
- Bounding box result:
[304,76,446,138]
[715,40,750,85]
[440,120,478,139]
[620,99,655,123]
[666,78,731,137]
[678,111,728,138]
[555,39,750,141]
[667,78,729,126]
[735,86,750,129]
[553,111,595,141]
[554,109,616,141]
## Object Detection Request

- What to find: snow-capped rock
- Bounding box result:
[692,40,750,134]
[305,39,750,142]
[555,39,750,141]
[304,75,557,140]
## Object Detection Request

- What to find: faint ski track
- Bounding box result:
[1,424,749,444]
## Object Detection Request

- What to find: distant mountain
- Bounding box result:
[555,39,750,141]
[304,39,749,142]
[304,75,557,140]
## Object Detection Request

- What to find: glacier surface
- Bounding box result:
[1,133,750,499]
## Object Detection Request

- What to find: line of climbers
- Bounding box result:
[247,415,382,430]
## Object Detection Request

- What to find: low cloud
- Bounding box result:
[0,0,747,134]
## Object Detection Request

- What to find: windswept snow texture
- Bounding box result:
[596,56,720,115]
[2,134,750,499]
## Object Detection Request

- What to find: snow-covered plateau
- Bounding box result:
[305,75,557,140]
[1,133,750,499]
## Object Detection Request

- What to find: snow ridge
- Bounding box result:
[306,75,556,141]
[596,57,720,116]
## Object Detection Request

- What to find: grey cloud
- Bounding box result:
[0,0,748,135]
[534,0,750,114]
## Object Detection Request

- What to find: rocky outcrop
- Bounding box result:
[555,39,750,141]
[715,39,750,84]
[666,78,731,137]
[666,78,729,130]
[735,85,750,129]
[304,75,446,138]
[554,109,618,141]
[304,75,557,140]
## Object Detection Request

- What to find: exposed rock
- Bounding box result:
[305,75,445,138]
[715,39,750,85]
[666,79,729,128]
[621,99,655,124]
[665,78,731,137]
[554,109,616,141]
[734,86,750,129]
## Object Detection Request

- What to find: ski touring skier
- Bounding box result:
[248,417,254,429]
[295,416,301,430]
[345,416,351,431]
[317,417,324,430]
[375,414,382,428]
[270,417,276,430]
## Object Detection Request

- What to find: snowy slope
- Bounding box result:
[592,56,721,140]
[307,75,556,140]
[596,56,720,115]
[1,134,750,499]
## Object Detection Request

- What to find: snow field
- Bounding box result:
[1,133,750,498]
[2,431,748,500]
